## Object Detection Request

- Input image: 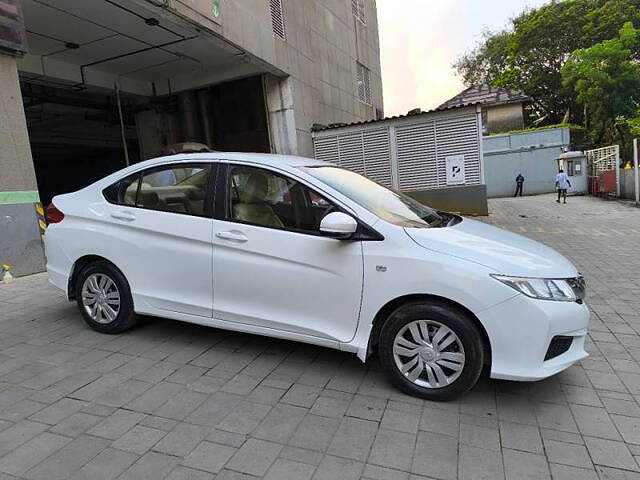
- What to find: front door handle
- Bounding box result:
[111,211,136,222]
[216,231,248,243]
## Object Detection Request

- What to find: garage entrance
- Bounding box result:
[135,75,270,161]
[21,76,142,205]
[21,73,271,205]
[18,0,282,205]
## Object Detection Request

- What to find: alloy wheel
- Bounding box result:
[392,319,465,388]
[81,273,121,324]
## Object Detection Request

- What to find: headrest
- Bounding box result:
[238,173,269,204]
[138,190,160,206]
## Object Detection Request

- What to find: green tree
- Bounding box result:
[454,0,640,125]
[453,29,511,86]
[561,22,640,150]
[629,116,640,138]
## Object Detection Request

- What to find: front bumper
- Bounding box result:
[477,294,589,381]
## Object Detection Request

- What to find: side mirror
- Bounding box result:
[320,212,358,239]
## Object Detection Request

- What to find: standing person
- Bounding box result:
[555,168,571,204]
[514,173,525,197]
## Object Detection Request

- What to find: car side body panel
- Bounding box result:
[44,152,589,386]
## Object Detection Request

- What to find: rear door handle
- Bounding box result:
[111,211,136,222]
[216,231,248,243]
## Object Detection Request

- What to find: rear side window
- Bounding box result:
[103,163,212,217]
[139,165,210,216]
[103,174,139,206]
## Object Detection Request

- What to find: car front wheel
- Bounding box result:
[379,301,485,401]
[75,261,137,334]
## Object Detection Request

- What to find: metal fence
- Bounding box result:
[585,145,620,196]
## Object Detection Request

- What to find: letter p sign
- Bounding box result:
[445,155,466,185]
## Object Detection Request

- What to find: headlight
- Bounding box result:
[491,275,577,302]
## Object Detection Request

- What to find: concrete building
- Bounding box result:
[439,84,529,135]
[0,0,383,276]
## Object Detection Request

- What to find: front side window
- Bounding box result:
[228,165,336,234]
[104,163,211,216]
[303,166,444,228]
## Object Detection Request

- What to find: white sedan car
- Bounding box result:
[44,152,588,400]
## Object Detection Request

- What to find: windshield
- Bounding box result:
[303,166,443,228]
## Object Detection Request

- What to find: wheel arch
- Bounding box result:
[367,294,492,366]
[67,255,124,300]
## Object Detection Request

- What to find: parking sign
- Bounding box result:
[445,155,466,185]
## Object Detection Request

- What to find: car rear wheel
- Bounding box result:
[379,301,484,401]
[75,261,137,333]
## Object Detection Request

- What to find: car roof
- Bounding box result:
[141,152,330,169]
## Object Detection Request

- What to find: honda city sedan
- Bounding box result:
[44,153,588,400]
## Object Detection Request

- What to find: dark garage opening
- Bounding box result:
[209,75,271,153]
[20,74,271,206]
[21,78,141,206]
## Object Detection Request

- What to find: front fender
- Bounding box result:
[341,234,517,361]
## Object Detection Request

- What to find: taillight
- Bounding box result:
[46,204,65,224]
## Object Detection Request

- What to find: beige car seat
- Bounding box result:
[233,173,284,228]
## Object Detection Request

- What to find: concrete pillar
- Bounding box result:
[264,74,298,155]
[135,110,181,160]
[0,54,45,276]
[197,89,214,149]
[0,55,37,194]
[178,91,200,142]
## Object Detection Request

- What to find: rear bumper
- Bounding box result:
[47,266,69,293]
[478,294,589,381]
[43,228,72,297]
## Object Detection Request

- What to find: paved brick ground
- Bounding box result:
[1,193,640,479]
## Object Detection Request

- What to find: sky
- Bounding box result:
[376,0,550,116]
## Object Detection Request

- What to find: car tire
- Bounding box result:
[379,301,484,401]
[75,260,138,334]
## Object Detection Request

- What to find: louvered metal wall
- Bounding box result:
[313,129,393,188]
[312,108,481,192]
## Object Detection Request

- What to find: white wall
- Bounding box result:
[484,127,570,197]
[620,168,639,200]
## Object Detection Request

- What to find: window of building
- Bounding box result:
[103,164,212,217]
[351,0,366,24]
[228,165,337,234]
[566,160,582,176]
[481,109,489,135]
[270,0,286,40]
[357,63,372,105]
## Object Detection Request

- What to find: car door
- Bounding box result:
[103,162,215,317]
[211,163,364,343]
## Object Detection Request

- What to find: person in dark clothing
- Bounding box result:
[514,173,524,197]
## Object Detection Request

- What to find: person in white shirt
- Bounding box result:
[555,169,571,204]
